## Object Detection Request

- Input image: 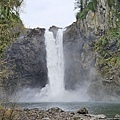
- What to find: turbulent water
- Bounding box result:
[39,29,89,102]
[38,29,65,101]
[18,28,89,102]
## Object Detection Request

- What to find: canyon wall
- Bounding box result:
[5,28,48,94]
[3,0,120,101]
[63,0,120,101]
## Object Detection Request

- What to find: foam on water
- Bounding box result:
[38,29,65,101]
[17,29,89,102]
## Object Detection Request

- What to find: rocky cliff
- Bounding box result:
[5,28,48,94]
[3,0,120,101]
[63,0,120,101]
[63,22,97,90]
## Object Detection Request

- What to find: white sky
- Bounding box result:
[20,0,76,29]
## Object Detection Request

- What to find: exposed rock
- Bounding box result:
[115,114,120,118]
[5,27,48,94]
[76,108,89,114]
[63,21,97,90]
[0,107,109,120]
[47,107,64,113]
[114,114,120,120]
[2,1,120,102]
[95,114,106,119]
[63,0,120,101]
[49,25,62,39]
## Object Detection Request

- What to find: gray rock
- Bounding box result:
[5,27,48,94]
[115,114,120,118]
[63,0,120,102]
[49,25,62,39]
[63,21,97,90]
[47,107,64,113]
[0,107,113,120]
[114,114,120,120]
[95,114,106,119]
[76,108,89,114]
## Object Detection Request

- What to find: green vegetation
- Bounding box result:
[93,0,120,82]
[94,26,120,82]
[75,0,120,83]
[75,0,97,20]
[0,102,19,120]
[0,0,24,57]
[0,0,24,100]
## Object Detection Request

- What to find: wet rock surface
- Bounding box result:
[63,0,120,101]
[49,25,62,39]
[63,22,97,90]
[5,28,48,94]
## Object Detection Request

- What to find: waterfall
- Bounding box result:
[37,28,90,102]
[45,29,65,97]
[18,28,89,102]
[36,29,66,101]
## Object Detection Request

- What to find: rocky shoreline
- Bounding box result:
[0,107,119,120]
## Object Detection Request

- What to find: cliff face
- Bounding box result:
[5,28,48,94]
[3,1,120,101]
[63,22,97,90]
[63,0,120,101]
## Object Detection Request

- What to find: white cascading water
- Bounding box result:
[35,29,89,102]
[18,28,89,102]
[36,29,66,101]
[45,29,65,97]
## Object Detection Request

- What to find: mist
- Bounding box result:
[15,86,89,102]
[15,28,91,103]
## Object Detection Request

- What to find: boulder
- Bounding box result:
[63,21,97,90]
[95,114,106,119]
[76,108,89,114]
[47,107,64,113]
[115,114,120,118]
[49,25,62,39]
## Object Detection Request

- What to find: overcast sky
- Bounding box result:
[20,0,76,29]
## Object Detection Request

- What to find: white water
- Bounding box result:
[35,29,89,102]
[17,28,89,102]
[35,29,66,101]
[45,29,65,97]
[46,29,65,93]
[37,29,89,102]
